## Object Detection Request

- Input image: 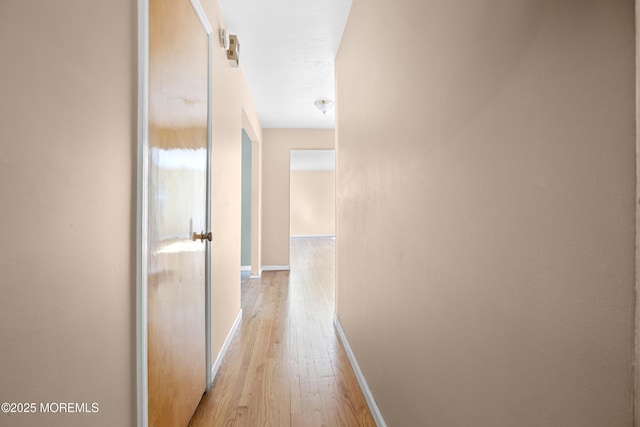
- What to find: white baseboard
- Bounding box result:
[334,314,387,427]
[261,265,290,272]
[240,265,261,278]
[210,310,242,385]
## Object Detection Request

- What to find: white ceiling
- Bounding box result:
[290,149,335,171]
[218,0,352,129]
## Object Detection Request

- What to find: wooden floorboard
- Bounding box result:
[189,237,376,427]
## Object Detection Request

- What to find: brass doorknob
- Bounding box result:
[193,231,212,242]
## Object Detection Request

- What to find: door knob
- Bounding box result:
[193,231,212,242]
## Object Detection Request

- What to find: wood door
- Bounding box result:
[147,1,209,426]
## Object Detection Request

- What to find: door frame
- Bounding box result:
[240,129,252,274]
[136,1,213,426]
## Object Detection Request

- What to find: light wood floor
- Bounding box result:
[189,237,376,427]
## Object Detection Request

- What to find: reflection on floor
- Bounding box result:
[189,237,376,426]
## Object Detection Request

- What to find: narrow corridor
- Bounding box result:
[189,237,375,426]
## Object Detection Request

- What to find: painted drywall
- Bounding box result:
[203,0,263,367]
[0,1,263,425]
[262,129,334,267]
[290,171,335,236]
[336,1,635,426]
[290,149,336,171]
[0,1,136,426]
[241,129,252,266]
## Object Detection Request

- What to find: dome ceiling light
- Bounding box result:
[314,99,334,114]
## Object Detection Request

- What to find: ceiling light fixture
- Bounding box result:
[314,99,334,115]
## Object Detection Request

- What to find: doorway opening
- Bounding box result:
[288,148,336,310]
[137,0,213,426]
[289,149,336,239]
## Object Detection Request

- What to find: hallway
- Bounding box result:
[189,237,376,426]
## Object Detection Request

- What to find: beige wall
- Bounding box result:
[262,129,334,267]
[290,171,335,236]
[251,131,262,277]
[0,1,263,426]
[204,0,263,365]
[336,1,636,426]
[0,1,136,426]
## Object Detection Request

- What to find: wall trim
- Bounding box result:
[188,0,212,34]
[261,265,290,271]
[334,314,387,427]
[136,0,150,425]
[240,265,251,272]
[211,310,243,384]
